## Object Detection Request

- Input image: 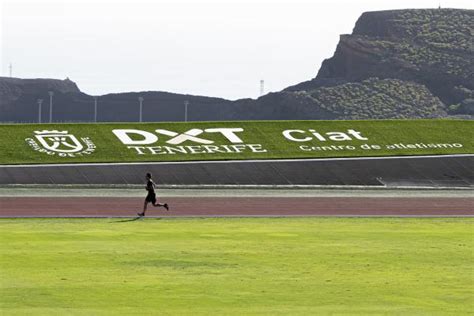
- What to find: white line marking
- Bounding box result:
[1,154,473,168]
[0,215,472,218]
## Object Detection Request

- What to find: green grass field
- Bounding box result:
[1,119,473,164]
[1,218,472,315]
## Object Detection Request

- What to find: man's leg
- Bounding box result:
[138,201,148,216]
[153,201,169,211]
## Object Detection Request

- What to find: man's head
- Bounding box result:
[146,172,152,180]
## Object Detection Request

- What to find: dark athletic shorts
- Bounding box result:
[145,192,156,204]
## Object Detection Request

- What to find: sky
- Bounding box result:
[1,0,472,100]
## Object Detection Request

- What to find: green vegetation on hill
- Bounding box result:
[1,218,472,315]
[0,120,472,164]
[356,10,473,76]
[389,9,472,53]
[305,78,446,119]
[346,34,471,78]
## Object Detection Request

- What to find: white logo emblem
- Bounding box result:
[35,130,84,153]
[25,130,96,157]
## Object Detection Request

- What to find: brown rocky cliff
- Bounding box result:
[287,9,474,110]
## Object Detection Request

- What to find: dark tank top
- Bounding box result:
[146,180,155,193]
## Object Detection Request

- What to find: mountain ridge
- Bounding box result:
[1,8,473,122]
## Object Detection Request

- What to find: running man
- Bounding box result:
[138,173,169,217]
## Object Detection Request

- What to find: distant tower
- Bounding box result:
[9,63,12,77]
[260,80,265,96]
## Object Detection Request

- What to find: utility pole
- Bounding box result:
[138,96,144,122]
[93,96,98,122]
[184,100,189,122]
[48,91,54,123]
[37,99,43,123]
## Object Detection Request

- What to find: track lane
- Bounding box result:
[1,197,473,217]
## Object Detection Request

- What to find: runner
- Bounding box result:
[138,173,169,217]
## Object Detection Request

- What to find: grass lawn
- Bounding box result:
[0,218,472,315]
[1,119,473,164]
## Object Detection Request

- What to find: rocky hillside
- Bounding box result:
[286,9,473,116]
[1,8,472,122]
[0,77,80,119]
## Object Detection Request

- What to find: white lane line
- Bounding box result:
[1,154,473,168]
[0,215,473,218]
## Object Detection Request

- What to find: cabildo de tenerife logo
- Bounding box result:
[25,130,96,157]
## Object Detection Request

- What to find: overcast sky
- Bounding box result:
[1,0,472,100]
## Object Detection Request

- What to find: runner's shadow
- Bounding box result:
[111,216,163,223]
[112,217,142,223]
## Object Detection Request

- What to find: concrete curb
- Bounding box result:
[0,183,472,191]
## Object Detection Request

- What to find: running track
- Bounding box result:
[1,196,473,217]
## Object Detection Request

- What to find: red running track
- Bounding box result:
[0,196,473,217]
